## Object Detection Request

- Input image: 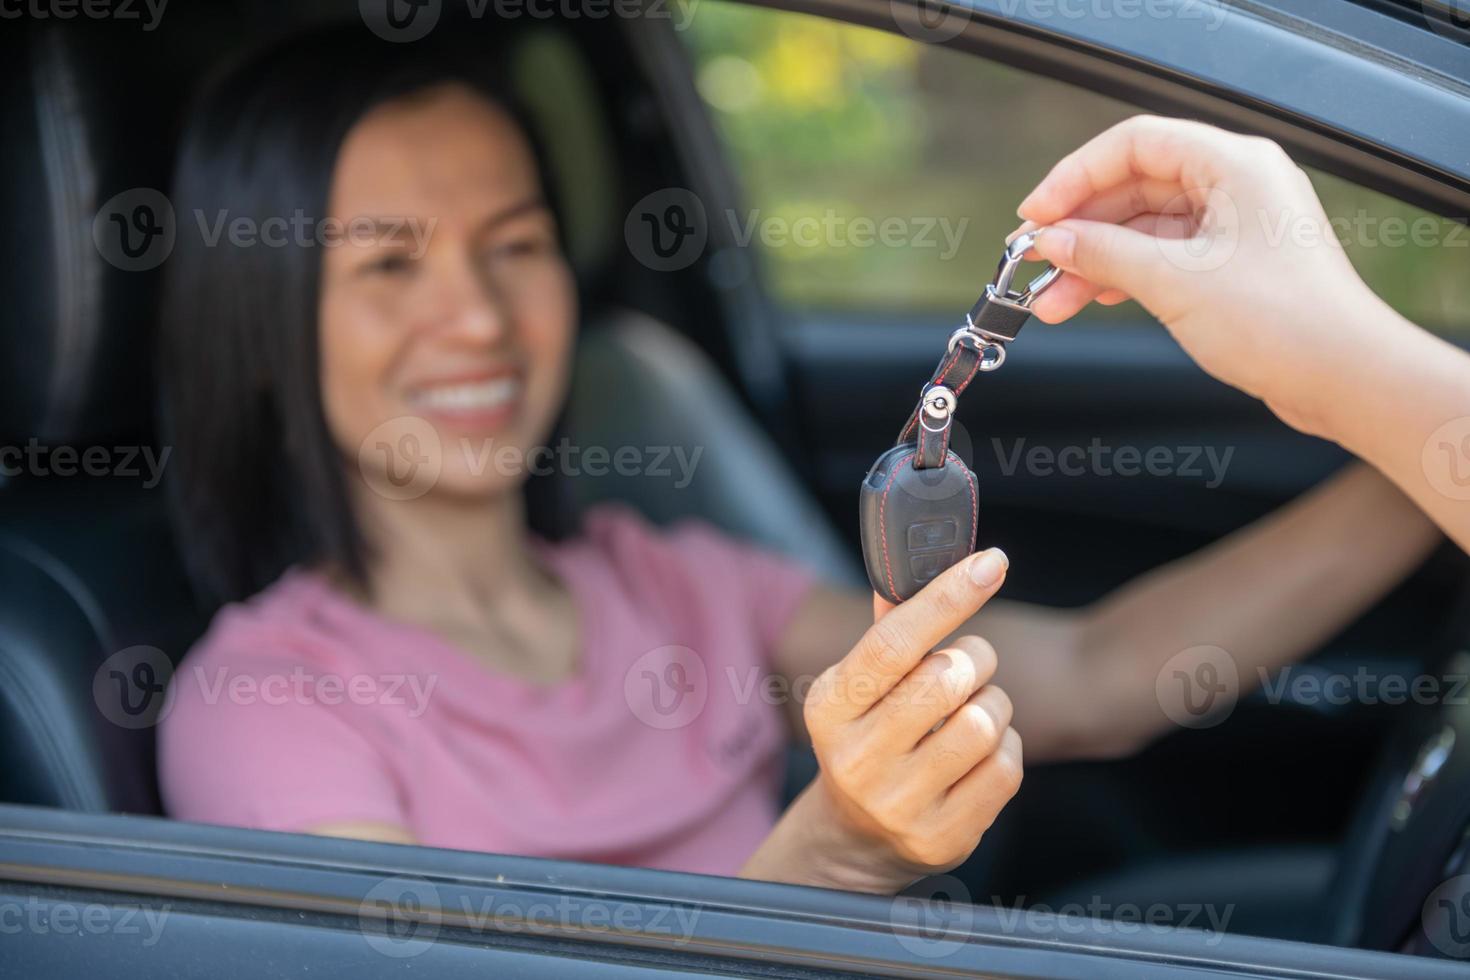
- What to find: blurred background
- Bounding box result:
[682,4,1470,332]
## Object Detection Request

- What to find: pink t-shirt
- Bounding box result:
[158,505,816,876]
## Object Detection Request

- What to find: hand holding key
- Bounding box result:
[751,549,1021,894]
[1012,114,1413,441]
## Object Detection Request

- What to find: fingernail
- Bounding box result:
[1036,226,1076,265]
[969,548,1009,588]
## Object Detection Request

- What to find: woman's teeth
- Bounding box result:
[410,378,522,412]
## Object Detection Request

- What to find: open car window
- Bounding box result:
[2,0,1470,977]
[679,2,1470,336]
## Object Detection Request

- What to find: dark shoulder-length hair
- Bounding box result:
[158,28,567,605]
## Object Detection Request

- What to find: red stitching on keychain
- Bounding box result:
[878,449,918,601]
[916,421,938,467]
[899,345,983,444]
[954,352,982,394]
[954,450,978,552]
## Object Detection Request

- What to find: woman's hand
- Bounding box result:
[1014,114,1411,440]
[742,549,1022,894]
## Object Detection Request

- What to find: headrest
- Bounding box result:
[0,13,247,447]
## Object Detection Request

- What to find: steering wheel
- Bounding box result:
[1325,587,1470,958]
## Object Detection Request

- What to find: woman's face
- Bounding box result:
[318,83,576,501]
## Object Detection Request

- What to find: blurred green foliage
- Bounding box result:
[681,3,1468,334]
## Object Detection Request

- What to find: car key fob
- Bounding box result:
[858,232,1058,604]
[860,441,978,605]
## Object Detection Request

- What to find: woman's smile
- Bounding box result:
[404,368,525,434]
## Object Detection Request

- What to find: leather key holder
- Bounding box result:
[859,232,1059,603]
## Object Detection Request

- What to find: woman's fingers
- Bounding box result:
[1017,114,1245,226]
[944,726,1024,817]
[1024,213,1190,323]
[810,549,1008,725]
[1065,176,1199,225]
[867,635,999,747]
[915,682,1013,788]
[1027,273,1104,325]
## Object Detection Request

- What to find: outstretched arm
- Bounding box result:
[1015,113,1470,554]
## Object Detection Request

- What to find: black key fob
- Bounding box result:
[860,443,977,604]
[857,231,1057,604]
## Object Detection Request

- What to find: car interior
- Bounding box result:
[2,0,1469,965]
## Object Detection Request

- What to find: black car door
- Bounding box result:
[4,803,1469,979]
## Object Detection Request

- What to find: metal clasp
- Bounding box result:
[988,230,1062,312]
[948,231,1061,370]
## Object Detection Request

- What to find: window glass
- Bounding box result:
[1308,170,1469,335]
[681,4,1469,335]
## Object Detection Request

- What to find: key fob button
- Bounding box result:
[910,549,961,584]
[907,518,958,550]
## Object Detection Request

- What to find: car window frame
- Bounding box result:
[5,804,1468,978]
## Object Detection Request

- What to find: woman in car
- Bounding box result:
[158,35,1450,896]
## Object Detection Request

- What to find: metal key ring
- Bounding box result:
[945,326,1008,370]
